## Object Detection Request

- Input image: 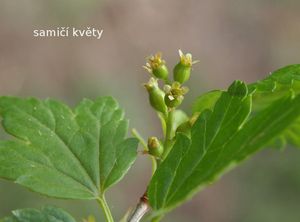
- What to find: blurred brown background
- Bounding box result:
[0,0,300,221]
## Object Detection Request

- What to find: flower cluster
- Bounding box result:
[143,50,198,157]
[144,50,197,110]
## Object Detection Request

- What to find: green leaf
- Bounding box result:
[249,64,300,91]
[170,110,189,137]
[148,80,300,214]
[249,64,300,111]
[1,206,76,222]
[283,118,300,147]
[228,94,300,162]
[193,65,300,149]
[192,90,222,114]
[0,96,138,199]
[157,110,188,138]
[193,65,300,113]
[148,80,251,212]
[248,64,300,149]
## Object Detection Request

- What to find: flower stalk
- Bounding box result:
[123,50,197,222]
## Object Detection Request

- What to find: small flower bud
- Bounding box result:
[143,52,169,80]
[173,49,198,84]
[148,137,164,157]
[164,82,189,108]
[144,77,168,114]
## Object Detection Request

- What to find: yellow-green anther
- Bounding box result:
[173,49,199,84]
[144,77,168,115]
[148,137,164,157]
[143,52,169,80]
[164,82,189,108]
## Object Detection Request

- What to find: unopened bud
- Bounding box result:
[148,137,164,157]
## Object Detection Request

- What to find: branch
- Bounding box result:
[127,194,150,222]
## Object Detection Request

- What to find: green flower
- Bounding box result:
[164,82,189,108]
[143,52,169,80]
[144,77,168,114]
[173,49,199,84]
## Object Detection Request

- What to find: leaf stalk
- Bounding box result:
[97,196,114,222]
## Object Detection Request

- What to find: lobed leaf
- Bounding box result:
[193,65,300,113]
[148,79,300,214]
[148,81,252,212]
[193,64,300,149]
[247,64,300,148]
[0,206,76,222]
[0,96,138,199]
[248,64,300,110]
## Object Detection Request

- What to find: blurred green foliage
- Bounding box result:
[0,0,300,221]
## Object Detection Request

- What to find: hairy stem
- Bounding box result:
[127,194,150,222]
[97,196,114,222]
